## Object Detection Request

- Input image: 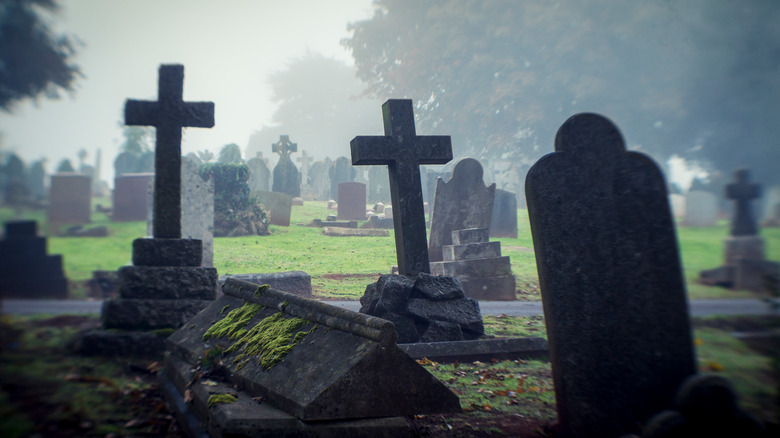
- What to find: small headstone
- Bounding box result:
[489,189,518,238]
[383,205,393,218]
[428,158,495,263]
[308,159,332,201]
[337,182,367,220]
[113,173,154,221]
[683,190,718,227]
[253,190,292,226]
[762,202,780,227]
[47,173,92,225]
[247,152,271,192]
[374,201,385,213]
[271,135,301,197]
[329,156,355,201]
[525,113,696,437]
[0,220,67,299]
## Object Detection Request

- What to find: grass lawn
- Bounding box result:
[2,201,779,300]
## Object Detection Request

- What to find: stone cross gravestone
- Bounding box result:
[428,158,495,263]
[351,99,452,276]
[726,167,760,237]
[525,113,695,438]
[125,64,214,239]
[271,135,301,197]
[337,181,367,221]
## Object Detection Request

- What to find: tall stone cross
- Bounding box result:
[272,135,297,162]
[351,99,452,276]
[125,64,214,239]
[297,150,312,183]
[726,167,761,236]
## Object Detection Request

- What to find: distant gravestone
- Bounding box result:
[368,165,390,203]
[308,159,332,201]
[525,113,696,437]
[329,156,355,202]
[0,220,67,299]
[727,167,760,236]
[351,99,452,275]
[669,193,686,219]
[271,135,300,197]
[296,149,312,185]
[113,173,154,221]
[428,158,495,263]
[253,190,292,226]
[47,173,92,225]
[683,190,718,227]
[337,181,367,220]
[247,152,270,192]
[27,160,46,200]
[489,189,518,238]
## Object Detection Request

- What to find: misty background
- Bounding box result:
[1,0,779,208]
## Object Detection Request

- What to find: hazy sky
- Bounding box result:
[0,0,373,183]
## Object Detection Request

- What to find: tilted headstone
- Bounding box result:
[253,190,292,226]
[489,188,518,238]
[271,135,301,197]
[247,152,271,192]
[0,220,67,299]
[525,113,696,437]
[683,190,718,227]
[47,173,92,225]
[113,173,154,221]
[351,99,452,276]
[308,158,332,201]
[329,156,355,202]
[428,158,495,263]
[161,278,460,435]
[337,181,367,221]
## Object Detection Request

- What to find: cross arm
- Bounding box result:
[125,100,159,126]
[350,136,397,165]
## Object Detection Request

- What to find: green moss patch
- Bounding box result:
[225,312,317,370]
[207,393,238,408]
[202,302,263,341]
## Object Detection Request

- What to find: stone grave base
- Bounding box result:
[219,271,313,298]
[725,236,764,265]
[160,353,411,438]
[457,275,517,301]
[309,219,358,228]
[399,337,548,363]
[323,227,389,237]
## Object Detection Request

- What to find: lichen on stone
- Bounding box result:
[202,302,262,341]
[220,305,231,314]
[226,312,317,370]
[254,284,270,298]
[207,393,238,408]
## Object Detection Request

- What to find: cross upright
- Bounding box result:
[726,167,761,236]
[351,99,452,276]
[272,135,297,162]
[125,64,214,239]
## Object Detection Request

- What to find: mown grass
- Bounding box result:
[2,201,779,300]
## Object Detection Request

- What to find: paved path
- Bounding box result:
[1,298,774,317]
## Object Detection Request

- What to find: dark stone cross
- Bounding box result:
[726,167,761,236]
[351,99,452,276]
[273,135,298,162]
[125,64,214,239]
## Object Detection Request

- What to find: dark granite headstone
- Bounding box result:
[271,135,301,197]
[489,188,518,239]
[113,173,153,221]
[351,99,452,276]
[329,156,355,201]
[525,113,696,438]
[47,173,92,225]
[428,158,495,263]
[0,220,68,299]
[337,182,367,220]
[253,190,292,226]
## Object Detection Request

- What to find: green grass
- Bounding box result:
[2,201,779,300]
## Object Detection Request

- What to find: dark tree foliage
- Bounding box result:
[199,162,269,237]
[0,0,81,111]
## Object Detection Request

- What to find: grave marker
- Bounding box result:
[247,152,271,192]
[47,173,92,225]
[113,173,154,222]
[253,190,293,226]
[683,190,718,227]
[726,167,760,236]
[271,135,301,197]
[489,188,518,238]
[329,156,355,201]
[351,99,452,276]
[337,181,367,220]
[525,113,695,437]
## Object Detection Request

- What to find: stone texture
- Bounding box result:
[406,297,484,335]
[399,337,549,363]
[442,241,502,261]
[351,99,452,276]
[0,220,67,299]
[411,273,465,301]
[113,173,153,221]
[117,265,217,299]
[430,256,512,277]
[525,113,695,438]
[219,271,312,298]
[420,320,463,343]
[490,189,518,238]
[457,275,517,301]
[102,298,212,330]
[337,182,367,220]
[253,190,292,226]
[131,238,202,267]
[47,173,92,225]
[428,158,495,263]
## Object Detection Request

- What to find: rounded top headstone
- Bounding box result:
[450,158,484,184]
[554,113,625,156]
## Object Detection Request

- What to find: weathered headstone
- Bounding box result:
[329,156,355,201]
[308,158,332,201]
[113,173,154,221]
[489,189,518,238]
[0,220,67,299]
[683,190,718,227]
[47,173,92,225]
[253,190,292,226]
[337,181,367,221]
[431,228,516,300]
[219,271,313,297]
[271,135,300,197]
[425,169,449,216]
[161,279,460,436]
[247,152,271,192]
[525,113,696,437]
[351,99,452,276]
[428,158,495,263]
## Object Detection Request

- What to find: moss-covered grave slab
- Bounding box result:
[165,278,461,424]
